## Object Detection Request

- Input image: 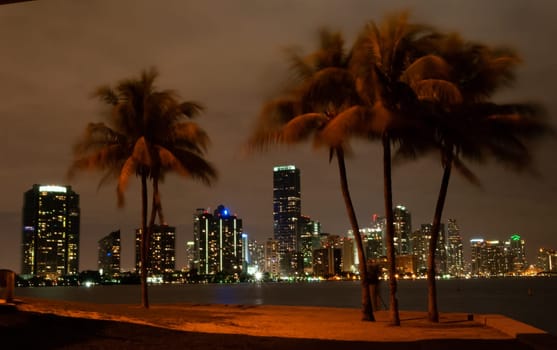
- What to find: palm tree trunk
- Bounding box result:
[383,134,400,326]
[153,178,165,225]
[336,147,374,321]
[427,150,453,322]
[140,171,150,309]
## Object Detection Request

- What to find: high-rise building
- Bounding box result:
[98,230,120,279]
[313,247,342,277]
[185,241,195,271]
[506,234,527,273]
[411,223,447,275]
[273,165,301,274]
[246,238,266,274]
[470,238,507,276]
[410,227,429,275]
[193,205,243,275]
[393,205,411,255]
[537,248,557,272]
[135,224,176,275]
[264,238,280,277]
[296,215,321,274]
[446,219,465,277]
[21,184,80,279]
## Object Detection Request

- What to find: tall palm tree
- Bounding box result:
[68,67,217,308]
[407,34,553,322]
[324,12,454,326]
[248,29,376,321]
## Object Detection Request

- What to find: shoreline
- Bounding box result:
[2,297,555,349]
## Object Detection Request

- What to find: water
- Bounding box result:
[15,277,557,335]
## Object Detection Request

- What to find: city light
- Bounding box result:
[38,185,67,193]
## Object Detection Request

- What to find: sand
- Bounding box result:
[0,297,553,349]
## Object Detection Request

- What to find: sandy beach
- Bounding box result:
[1,297,555,349]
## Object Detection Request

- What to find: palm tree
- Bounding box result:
[408,34,553,322]
[248,29,376,321]
[68,67,217,308]
[324,11,454,326]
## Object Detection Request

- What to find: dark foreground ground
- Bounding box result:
[1,305,549,350]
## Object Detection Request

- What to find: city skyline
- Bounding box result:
[1,1,556,272]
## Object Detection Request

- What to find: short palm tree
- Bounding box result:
[248,29,376,321]
[68,67,217,308]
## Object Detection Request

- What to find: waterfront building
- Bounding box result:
[410,228,429,275]
[246,238,266,274]
[536,248,557,272]
[135,224,176,276]
[264,238,280,277]
[446,219,465,277]
[273,165,301,274]
[347,215,385,266]
[296,215,321,274]
[341,237,355,273]
[395,255,418,275]
[413,223,447,275]
[470,238,484,276]
[185,241,195,271]
[393,205,411,255]
[21,184,80,279]
[313,247,342,277]
[505,234,527,274]
[98,230,120,279]
[193,205,243,276]
[470,238,507,276]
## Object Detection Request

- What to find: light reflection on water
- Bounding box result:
[15,277,557,335]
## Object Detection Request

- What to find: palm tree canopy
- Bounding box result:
[397,34,555,183]
[318,12,459,167]
[68,67,217,206]
[248,28,362,153]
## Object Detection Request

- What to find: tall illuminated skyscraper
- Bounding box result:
[393,205,411,255]
[21,184,80,278]
[193,205,243,275]
[273,165,301,274]
[446,219,465,277]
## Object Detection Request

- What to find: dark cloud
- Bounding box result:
[1,0,555,272]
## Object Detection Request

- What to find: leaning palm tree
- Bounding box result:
[406,34,553,322]
[248,29,376,321]
[68,67,217,308]
[324,11,454,326]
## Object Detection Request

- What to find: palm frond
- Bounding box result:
[452,156,482,187]
[282,113,329,144]
[116,157,138,207]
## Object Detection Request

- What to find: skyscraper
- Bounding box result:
[446,219,465,277]
[506,234,527,273]
[135,224,176,276]
[98,229,121,279]
[193,205,243,275]
[393,205,411,255]
[273,165,301,274]
[21,184,80,279]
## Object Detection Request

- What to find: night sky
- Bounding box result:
[1,0,556,272]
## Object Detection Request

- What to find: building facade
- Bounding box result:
[393,205,411,255]
[135,224,176,276]
[273,165,301,275]
[193,205,243,276]
[98,229,121,279]
[446,219,465,277]
[21,184,80,279]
